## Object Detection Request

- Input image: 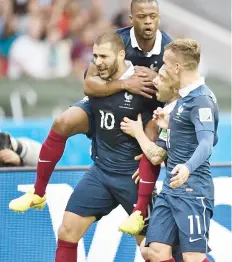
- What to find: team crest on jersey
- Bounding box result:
[150,63,159,72]
[174,104,185,122]
[119,92,134,110]
[124,92,133,103]
[177,104,185,115]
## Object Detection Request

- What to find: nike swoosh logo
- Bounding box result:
[140,179,155,184]
[38,158,52,163]
[189,237,202,243]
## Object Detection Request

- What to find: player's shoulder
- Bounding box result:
[116,26,132,47]
[116,26,131,36]
[191,85,218,107]
[160,31,172,46]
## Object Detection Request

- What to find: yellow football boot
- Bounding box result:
[119,210,145,235]
[9,189,46,212]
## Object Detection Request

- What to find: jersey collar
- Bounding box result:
[130,27,162,57]
[179,77,205,98]
[164,100,177,113]
[120,60,135,80]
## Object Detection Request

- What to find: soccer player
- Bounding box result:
[124,38,219,262]
[119,68,180,235]
[9,0,171,215]
[55,32,161,262]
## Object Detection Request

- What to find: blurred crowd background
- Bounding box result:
[0,0,231,121]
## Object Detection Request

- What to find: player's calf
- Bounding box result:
[57,212,95,243]
[56,212,96,262]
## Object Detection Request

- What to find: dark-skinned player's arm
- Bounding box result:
[83,62,156,99]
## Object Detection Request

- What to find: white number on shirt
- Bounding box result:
[188,215,202,235]
[99,110,115,130]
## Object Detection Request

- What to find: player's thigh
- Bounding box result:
[52,97,94,137]
[66,165,117,221]
[145,193,178,247]
[58,211,96,242]
[168,195,213,254]
[109,173,138,215]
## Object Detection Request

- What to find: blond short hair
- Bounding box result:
[165,38,201,70]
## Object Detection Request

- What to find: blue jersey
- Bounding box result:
[162,84,219,199]
[117,26,172,72]
[90,63,163,175]
[89,27,171,175]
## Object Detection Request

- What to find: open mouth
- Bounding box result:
[98,68,107,74]
[144,28,153,35]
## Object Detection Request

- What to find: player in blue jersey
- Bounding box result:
[9,0,171,217]
[122,38,219,262]
[53,32,164,262]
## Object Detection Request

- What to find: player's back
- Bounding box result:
[90,62,161,175]
[117,26,171,72]
[163,84,219,199]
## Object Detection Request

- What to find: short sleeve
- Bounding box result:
[190,96,216,133]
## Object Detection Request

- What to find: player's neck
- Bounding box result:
[111,61,129,80]
[167,95,180,104]
[135,34,156,52]
[180,70,201,89]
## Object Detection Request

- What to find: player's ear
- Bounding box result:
[175,63,181,74]
[118,50,126,60]
[173,86,179,95]
[129,15,133,25]
[157,14,160,26]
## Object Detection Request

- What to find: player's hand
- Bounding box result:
[121,114,143,137]
[0,149,21,166]
[153,107,170,129]
[123,75,155,99]
[134,66,158,82]
[132,169,140,184]
[170,164,190,188]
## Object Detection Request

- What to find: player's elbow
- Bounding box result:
[83,79,94,96]
[200,139,213,157]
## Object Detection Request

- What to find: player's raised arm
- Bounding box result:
[84,62,155,98]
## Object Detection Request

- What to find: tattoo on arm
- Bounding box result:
[146,143,167,163]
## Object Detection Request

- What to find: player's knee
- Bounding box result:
[182,252,206,262]
[140,246,149,261]
[58,223,79,243]
[147,247,160,261]
[52,113,74,137]
[148,242,172,261]
[52,107,88,136]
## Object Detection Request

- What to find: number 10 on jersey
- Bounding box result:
[99,110,115,130]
